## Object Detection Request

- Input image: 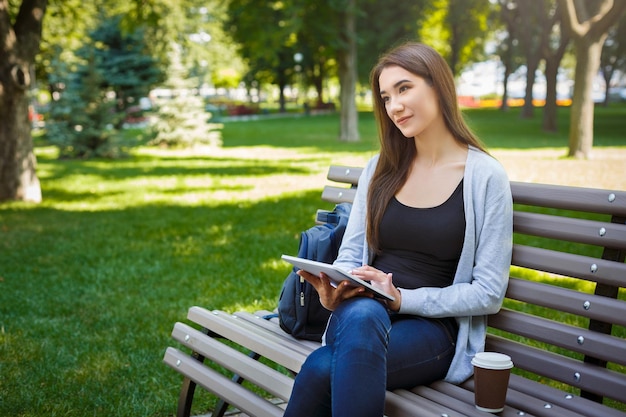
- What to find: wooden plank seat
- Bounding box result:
[164,165,626,417]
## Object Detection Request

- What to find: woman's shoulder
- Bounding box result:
[468,147,507,174]
[366,154,380,168]
[360,154,380,179]
[466,147,510,189]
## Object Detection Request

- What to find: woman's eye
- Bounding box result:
[399,85,409,93]
[381,96,390,103]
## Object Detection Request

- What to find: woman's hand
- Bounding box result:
[351,265,402,312]
[297,270,371,311]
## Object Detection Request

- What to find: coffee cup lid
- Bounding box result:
[471,352,513,370]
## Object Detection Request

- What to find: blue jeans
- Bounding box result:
[283,297,457,417]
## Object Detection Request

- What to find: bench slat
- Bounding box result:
[505,278,626,326]
[191,309,315,359]
[163,347,284,417]
[408,383,515,417]
[171,322,294,400]
[461,377,591,417]
[507,374,626,417]
[187,308,310,372]
[511,181,626,217]
[233,311,321,350]
[513,211,626,249]
[384,390,466,417]
[488,309,626,366]
[326,165,361,185]
[512,244,626,288]
[487,335,626,403]
[321,185,357,204]
[425,381,538,417]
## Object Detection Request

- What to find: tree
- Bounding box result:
[88,14,164,122]
[599,12,626,106]
[226,0,302,112]
[0,0,47,202]
[44,14,164,158]
[541,0,570,132]
[45,50,123,158]
[149,43,222,148]
[558,0,626,158]
[356,0,428,84]
[419,0,492,75]
[496,0,523,112]
[518,0,550,119]
[298,0,346,108]
[335,0,359,142]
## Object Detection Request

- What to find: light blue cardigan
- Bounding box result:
[333,146,513,384]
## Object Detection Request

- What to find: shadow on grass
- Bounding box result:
[36,154,314,183]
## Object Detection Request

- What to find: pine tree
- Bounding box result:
[46,51,123,158]
[149,43,222,148]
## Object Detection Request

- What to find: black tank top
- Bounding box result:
[372,180,465,289]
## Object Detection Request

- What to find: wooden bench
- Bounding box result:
[163,165,626,417]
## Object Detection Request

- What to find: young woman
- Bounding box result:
[283,42,513,417]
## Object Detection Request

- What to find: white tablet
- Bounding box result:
[281,254,395,301]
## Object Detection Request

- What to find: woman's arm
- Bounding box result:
[333,155,379,271]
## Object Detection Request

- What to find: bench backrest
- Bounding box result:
[322,165,626,412]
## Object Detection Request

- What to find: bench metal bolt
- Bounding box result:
[577,336,585,345]
[176,359,181,367]
[590,263,598,273]
[565,394,573,400]
[517,412,526,416]
[608,193,616,202]
[583,301,591,310]
[599,227,606,236]
[185,334,190,341]
[544,403,553,409]
[574,372,581,381]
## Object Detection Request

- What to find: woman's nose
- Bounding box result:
[387,97,403,113]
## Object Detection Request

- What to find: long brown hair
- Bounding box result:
[367,42,486,253]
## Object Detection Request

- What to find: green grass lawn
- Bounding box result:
[1,105,625,416]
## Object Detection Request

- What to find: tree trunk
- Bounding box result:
[312,62,325,107]
[500,68,510,112]
[337,0,359,142]
[518,0,546,120]
[521,57,539,119]
[601,67,613,107]
[542,56,560,132]
[568,40,604,158]
[499,30,515,112]
[542,3,569,134]
[0,78,41,202]
[559,0,626,159]
[276,67,288,113]
[0,0,47,203]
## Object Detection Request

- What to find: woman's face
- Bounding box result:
[378,65,440,139]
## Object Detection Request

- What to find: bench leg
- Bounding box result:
[177,376,199,417]
[212,351,262,417]
[177,328,213,417]
[176,325,263,417]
